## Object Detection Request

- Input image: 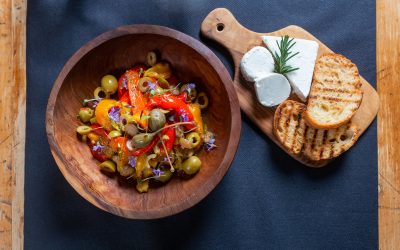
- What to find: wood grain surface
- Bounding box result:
[201,8,379,168]
[377,0,400,249]
[0,0,26,249]
[46,25,241,219]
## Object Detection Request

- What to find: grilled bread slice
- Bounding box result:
[274,100,307,155]
[302,121,359,161]
[274,100,360,161]
[304,54,363,129]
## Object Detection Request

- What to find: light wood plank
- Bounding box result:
[0,0,26,249]
[377,0,400,249]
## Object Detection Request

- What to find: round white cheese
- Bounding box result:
[240,46,274,82]
[254,73,291,107]
[261,36,319,101]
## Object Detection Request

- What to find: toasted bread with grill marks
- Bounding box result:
[274,100,360,161]
[274,100,307,155]
[304,54,363,129]
[302,121,359,161]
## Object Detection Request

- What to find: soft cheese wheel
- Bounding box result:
[262,36,319,101]
[254,73,291,107]
[240,46,274,82]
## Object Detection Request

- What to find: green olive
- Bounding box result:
[76,125,92,135]
[101,75,118,94]
[196,92,209,109]
[138,77,153,92]
[136,180,149,193]
[179,137,192,149]
[147,51,158,66]
[99,160,116,173]
[78,108,94,123]
[182,156,201,175]
[119,165,135,177]
[132,133,154,148]
[189,88,197,101]
[120,114,135,125]
[90,117,97,124]
[125,123,138,136]
[149,109,166,132]
[94,86,110,99]
[108,130,121,138]
[186,132,201,148]
[180,84,197,100]
[157,170,172,183]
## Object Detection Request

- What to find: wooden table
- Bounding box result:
[377,0,400,249]
[0,0,398,249]
[0,0,26,249]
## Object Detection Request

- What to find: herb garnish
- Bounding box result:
[271,35,299,75]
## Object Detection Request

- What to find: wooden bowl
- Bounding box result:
[46,25,241,219]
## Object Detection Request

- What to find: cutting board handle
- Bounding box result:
[201,8,257,55]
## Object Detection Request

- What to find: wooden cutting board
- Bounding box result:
[201,8,379,167]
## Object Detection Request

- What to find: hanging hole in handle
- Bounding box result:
[216,23,225,32]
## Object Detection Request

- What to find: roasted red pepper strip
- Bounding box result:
[119,91,131,104]
[160,126,176,154]
[87,142,109,162]
[176,92,188,103]
[130,135,160,157]
[126,71,147,114]
[117,64,147,99]
[118,73,129,99]
[146,94,195,130]
[90,124,108,138]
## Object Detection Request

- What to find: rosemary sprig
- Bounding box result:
[271,35,300,75]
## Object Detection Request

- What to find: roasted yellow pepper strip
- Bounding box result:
[135,154,148,179]
[144,62,172,80]
[188,103,204,135]
[95,99,118,131]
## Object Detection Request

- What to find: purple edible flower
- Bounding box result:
[204,138,217,152]
[108,106,121,123]
[148,82,157,91]
[181,113,189,122]
[186,83,196,90]
[152,168,164,177]
[128,156,137,168]
[121,77,127,90]
[92,142,105,152]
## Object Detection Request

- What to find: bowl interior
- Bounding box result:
[50,29,238,218]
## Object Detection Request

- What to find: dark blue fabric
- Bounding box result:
[26,0,377,249]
